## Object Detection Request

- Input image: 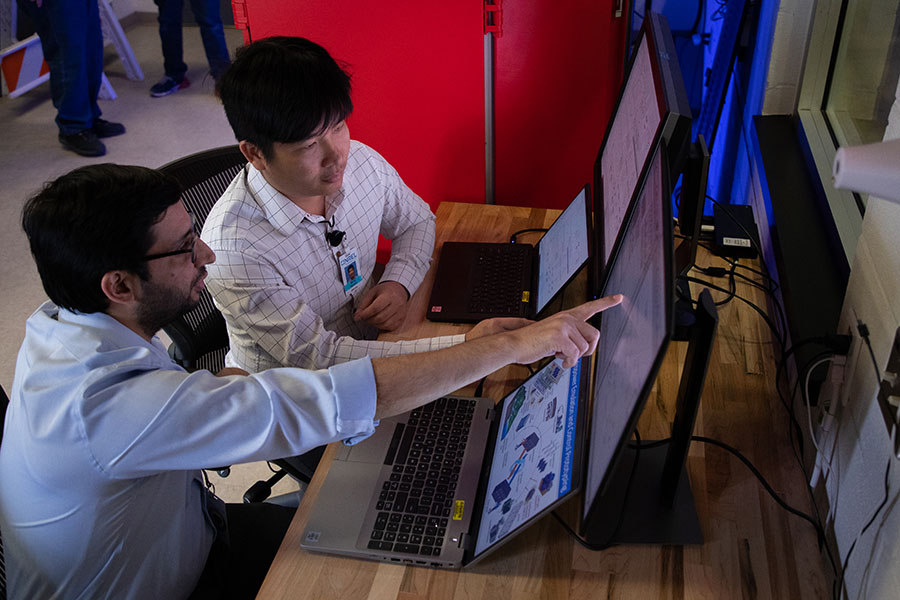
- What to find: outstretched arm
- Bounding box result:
[370,295,622,419]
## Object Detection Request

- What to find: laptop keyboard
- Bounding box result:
[366,397,477,556]
[468,245,529,315]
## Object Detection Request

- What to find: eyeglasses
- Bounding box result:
[142,212,199,263]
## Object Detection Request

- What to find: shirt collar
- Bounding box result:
[245,164,346,236]
[33,301,174,366]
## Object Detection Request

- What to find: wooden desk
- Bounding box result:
[257,202,828,599]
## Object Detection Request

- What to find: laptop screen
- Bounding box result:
[535,186,591,313]
[473,357,584,557]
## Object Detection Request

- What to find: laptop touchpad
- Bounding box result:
[340,422,395,464]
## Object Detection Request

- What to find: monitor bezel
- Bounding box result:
[591,11,692,292]
[580,139,675,529]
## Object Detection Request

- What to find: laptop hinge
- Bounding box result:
[458,531,476,552]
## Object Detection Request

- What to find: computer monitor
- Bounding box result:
[593,11,692,283]
[582,140,673,528]
[674,134,710,277]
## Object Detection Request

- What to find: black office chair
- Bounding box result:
[157,146,324,497]
[1,384,9,599]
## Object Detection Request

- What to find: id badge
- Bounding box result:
[339,248,363,293]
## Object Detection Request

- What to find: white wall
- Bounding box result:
[760,2,900,598]
[762,0,815,114]
[820,113,900,600]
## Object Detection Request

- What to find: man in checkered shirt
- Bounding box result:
[203,37,506,373]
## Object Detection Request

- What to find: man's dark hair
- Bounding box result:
[22,164,182,314]
[217,36,353,160]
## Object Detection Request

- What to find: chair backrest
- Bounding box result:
[1,384,8,599]
[157,147,325,484]
[158,146,247,372]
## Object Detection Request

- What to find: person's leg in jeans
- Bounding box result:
[150,0,191,96]
[83,0,103,125]
[154,0,189,83]
[16,0,116,155]
[17,0,95,134]
[188,0,231,80]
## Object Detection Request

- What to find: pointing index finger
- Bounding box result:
[566,294,624,322]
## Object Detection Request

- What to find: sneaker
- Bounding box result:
[150,76,190,97]
[59,130,106,157]
[92,118,126,138]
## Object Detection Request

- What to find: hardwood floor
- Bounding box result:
[626,245,831,599]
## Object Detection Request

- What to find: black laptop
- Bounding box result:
[426,185,592,323]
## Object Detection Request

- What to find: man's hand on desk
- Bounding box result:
[354,281,409,331]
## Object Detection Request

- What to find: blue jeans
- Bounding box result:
[16,0,103,135]
[154,0,231,81]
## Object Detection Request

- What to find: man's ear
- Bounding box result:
[239,141,267,172]
[100,270,140,306]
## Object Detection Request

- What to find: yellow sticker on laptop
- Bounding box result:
[453,500,465,520]
[522,291,530,303]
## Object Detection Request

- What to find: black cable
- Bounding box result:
[779,349,841,583]
[835,460,891,600]
[690,0,704,34]
[691,254,787,340]
[711,0,729,21]
[509,228,547,243]
[691,435,825,543]
[783,350,834,461]
[718,257,787,342]
[774,334,851,423]
[857,321,882,382]
[774,337,839,463]
[679,274,785,350]
[201,469,216,496]
[729,266,787,340]
[857,478,900,597]
[553,433,828,554]
[689,262,738,307]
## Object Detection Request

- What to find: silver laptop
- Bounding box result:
[301,356,590,568]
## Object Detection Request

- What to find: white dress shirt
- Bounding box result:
[201,141,464,373]
[0,302,377,599]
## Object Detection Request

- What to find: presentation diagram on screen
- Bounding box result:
[475,359,580,553]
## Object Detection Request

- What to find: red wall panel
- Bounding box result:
[238,1,487,210]
[494,1,628,209]
[235,1,628,212]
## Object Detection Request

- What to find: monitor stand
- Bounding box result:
[672,276,696,342]
[580,289,718,546]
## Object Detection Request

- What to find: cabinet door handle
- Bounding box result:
[615,0,624,18]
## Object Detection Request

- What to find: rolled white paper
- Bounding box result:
[833,138,900,203]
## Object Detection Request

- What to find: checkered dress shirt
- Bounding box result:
[201,141,465,372]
